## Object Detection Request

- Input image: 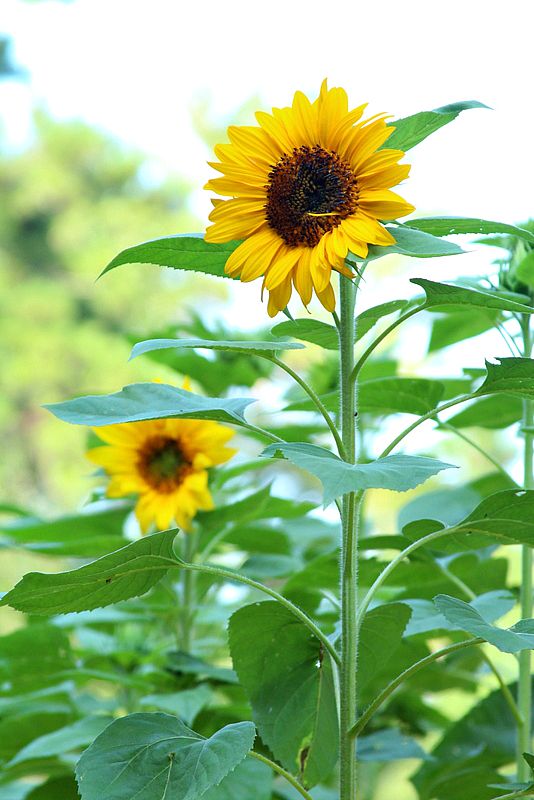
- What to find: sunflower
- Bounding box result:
[87,417,236,533]
[205,81,415,316]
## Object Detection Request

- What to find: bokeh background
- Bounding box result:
[0,2,533,796]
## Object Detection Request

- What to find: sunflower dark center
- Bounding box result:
[265,145,358,247]
[138,436,190,491]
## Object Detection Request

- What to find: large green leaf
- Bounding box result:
[358,729,427,762]
[413,680,534,800]
[100,234,240,278]
[271,319,339,350]
[434,595,534,653]
[228,601,338,787]
[386,100,488,152]
[358,377,445,416]
[411,277,534,314]
[475,358,534,398]
[45,383,255,428]
[405,217,534,245]
[363,226,465,262]
[0,625,74,692]
[9,716,111,766]
[130,338,304,362]
[429,309,498,351]
[75,713,255,800]
[403,489,534,552]
[359,604,412,691]
[405,591,516,637]
[0,503,129,557]
[262,442,456,505]
[446,394,523,430]
[139,685,212,726]
[1,530,178,614]
[202,758,272,800]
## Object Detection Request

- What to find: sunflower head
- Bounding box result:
[205,81,415,316]
[87,417,236,533]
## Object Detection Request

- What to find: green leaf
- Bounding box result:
[405,590,516,637]
[414,678,532,800]
[130,337,304,362]
[358,729,428,762]
[271,319,339,350]
[0,625,74,692]
[434,595,534,653]
[359,603,412,690]
[355,299,407,341]
[516,251,534,287]
[1,503,129,557]
[24,777,80,800]
[363,226,465,262]
[261,442,456,505]
[228,601,338,787]
[75,713,255,800]
[446,395,523,430]
[405,216,534,246]
[476,358,534,398]
[139,685,212,726]
[411,277,534,314]
[403,489,534,552]
[1,530,178,614]
[202,758,272,800]
[100,234,240,278]
[358,377,445,416]
[386,100,489,152]
[45,383,255,428]
[429,309,498,351]
[9,716,111,766]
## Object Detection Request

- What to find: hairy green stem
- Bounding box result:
[339,274,359,800]
[349,638,483,738]
[248,752,314,800]
[266,354,347,458]
[174,560,340,667]
[518,313,534,781]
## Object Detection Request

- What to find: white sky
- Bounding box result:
[1,0,533,335]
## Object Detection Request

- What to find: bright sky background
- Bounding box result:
[1,0,533,379]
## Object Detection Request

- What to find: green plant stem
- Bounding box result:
[349,638,483,738]
[266,354,347,458]
[180,532,197,652]
[174,559,340,668]
[244,423,286,444]
[379,392,480,457]
[351,304,423,381]
[436,563,523,727]
[492,791,534,800]
[248,752,314,800]
[338,274,359,800]
[518,312,534,781]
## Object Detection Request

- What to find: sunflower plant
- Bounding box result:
[2,84,534,800]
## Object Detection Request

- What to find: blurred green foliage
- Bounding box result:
[0,112,230,510]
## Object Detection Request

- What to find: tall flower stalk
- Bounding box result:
[518,311,534,780]
[338,274,359,799]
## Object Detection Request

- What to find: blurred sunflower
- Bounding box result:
[87,418,236,533]
[205,81,414,316]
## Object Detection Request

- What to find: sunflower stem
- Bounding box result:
[338,274,359,800]
[518,312,534,781]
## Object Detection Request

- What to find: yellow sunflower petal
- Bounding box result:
[267,277,292,317]
[316,282,336,312]
[358,189,415,220]
[263,247,302,290]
